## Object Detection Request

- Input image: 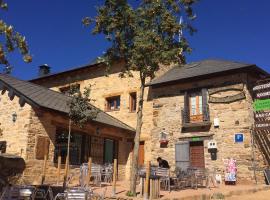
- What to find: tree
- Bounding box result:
[64,85,98,186]
[84,0,197,195]
[0,0,32,73]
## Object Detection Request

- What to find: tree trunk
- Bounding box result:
[130,77,145,195]
[64,119,72,187]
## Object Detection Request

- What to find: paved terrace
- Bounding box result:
[89,181,270,200]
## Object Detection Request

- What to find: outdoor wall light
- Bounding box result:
[96,127,100,135]
[159,129,169,148]
[12,112,17,123]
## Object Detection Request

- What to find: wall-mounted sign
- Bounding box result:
[253,99,270,111]
[234,133,244,143]
[191,137,201,142]
[253,79,270,132]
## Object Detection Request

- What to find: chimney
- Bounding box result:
[39,64,50,77]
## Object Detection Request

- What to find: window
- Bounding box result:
[129,92,137,112]
[0,141,6,154]
[190,92,202,116]
[54,128,83,165]
[59,84,80,95]
[106,96,120,111]
[189,92,203,122]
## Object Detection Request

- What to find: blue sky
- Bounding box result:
[2,0,270,80]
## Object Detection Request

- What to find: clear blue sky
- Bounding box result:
[2,0,270,80]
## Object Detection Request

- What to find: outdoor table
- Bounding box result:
[139,174,160,199]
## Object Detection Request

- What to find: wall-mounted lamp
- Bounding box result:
[159,128,169,148]
[12,112,17,123]
[96,127,100,135]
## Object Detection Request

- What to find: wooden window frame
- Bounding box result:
[189,92,203,122]
[106,96,121,111]
[129,92,137,112]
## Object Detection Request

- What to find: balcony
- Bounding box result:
[181,104,211,130]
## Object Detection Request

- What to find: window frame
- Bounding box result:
[106,96,121,111]
[129,92,137,112]
[188,91,203,122]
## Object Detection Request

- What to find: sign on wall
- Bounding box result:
[253,79,270,132]
[234,133,244,143]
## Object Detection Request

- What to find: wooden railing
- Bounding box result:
[181,104,210,125]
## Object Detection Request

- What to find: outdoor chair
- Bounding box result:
[91,164,102,187]
[101,164,113,183]
[1,185,36,200]
[194,168,207,189]
[155,167,170,191]
[66,187,89,200]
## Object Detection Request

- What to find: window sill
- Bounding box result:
[182,121,212,129]
[129,110,137,113]
[105,109,120,112]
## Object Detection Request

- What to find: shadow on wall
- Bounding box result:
[254,133,270,166]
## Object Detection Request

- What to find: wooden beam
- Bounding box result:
[19,96,26,107]
[209,91,246,103]
[8,89,15,100]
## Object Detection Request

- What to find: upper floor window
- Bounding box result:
[182,88,209,124]
[189,92,203,122]
[106,96,120,111]
[59,84,80,95]
[129,92,137,112]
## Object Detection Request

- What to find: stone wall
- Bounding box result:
[150,72,266,183]
[0,90,133,184]
[32,62,160,163]
[0,92,32,159]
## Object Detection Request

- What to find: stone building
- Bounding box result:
[147,59,268,183]
[0,59,268,184]
[0,74,134,183]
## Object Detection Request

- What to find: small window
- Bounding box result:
[129,92,137,112]
[0,141,6,154]
[106,96,120,111]
[59,84,80,94]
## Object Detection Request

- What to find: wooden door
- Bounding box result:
[190,141,205,168]
[138,141,145,166]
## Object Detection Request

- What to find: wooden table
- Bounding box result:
[139,175,160,199]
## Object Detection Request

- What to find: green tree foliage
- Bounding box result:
[84,0,197,195]
[67,85,98,128]
[0,0,32,73]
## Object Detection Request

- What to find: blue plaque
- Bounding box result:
[235,133,244,143]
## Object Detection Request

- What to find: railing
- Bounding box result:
[181,104,210,125]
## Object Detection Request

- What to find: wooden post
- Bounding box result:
[41,154,47,184]
[57,155,61,185]
[112,159,117,197]
[63,155,69,188]
[87,157,92,186]
[144,161,151,200]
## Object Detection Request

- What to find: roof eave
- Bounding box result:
[147,65,268,88]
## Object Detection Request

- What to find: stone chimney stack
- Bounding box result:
[39,64,50,77]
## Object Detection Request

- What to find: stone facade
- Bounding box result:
[31,62,268,184]
[32,62,162,163]
[150,72,266,183]
[0,90,133,184]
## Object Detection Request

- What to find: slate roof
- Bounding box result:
[0,74,134,132]
[148,59,268,86]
